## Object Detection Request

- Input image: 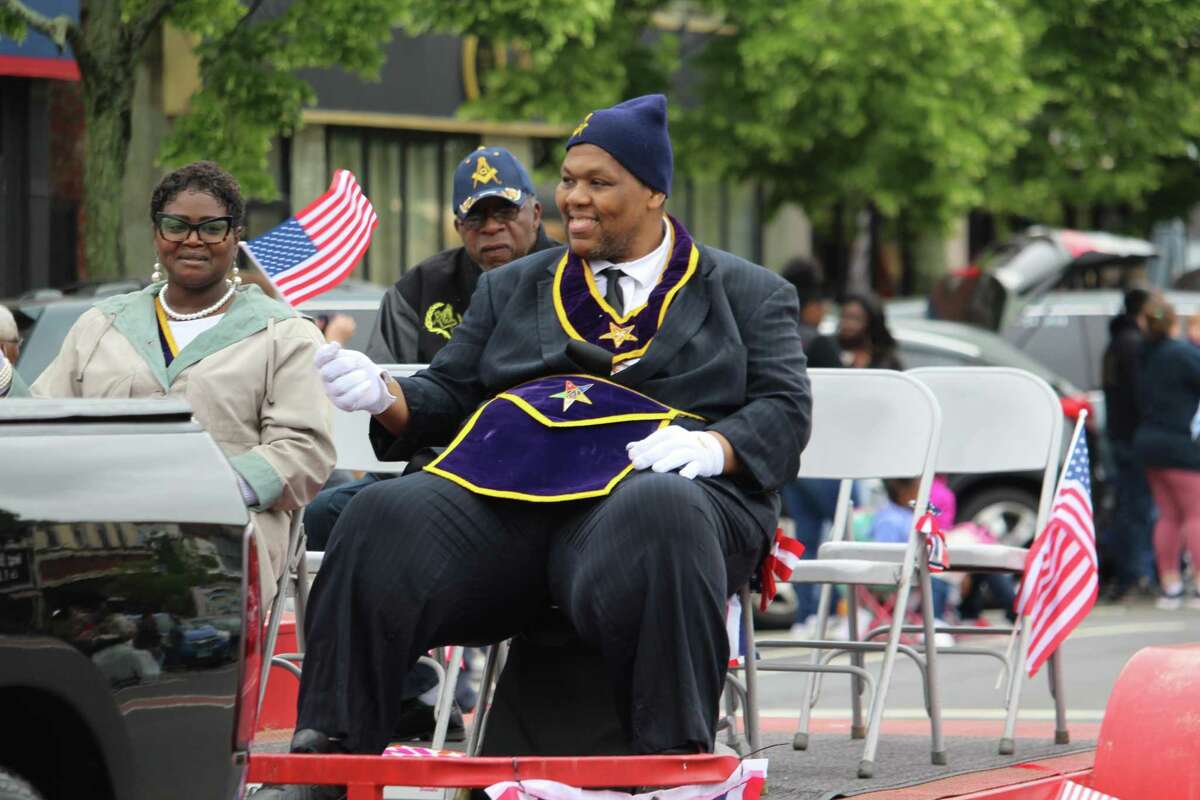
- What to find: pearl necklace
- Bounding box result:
[158,281,236,322]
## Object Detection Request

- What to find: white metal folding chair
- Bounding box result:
[819,366,1066,754]
[751,369,944,778]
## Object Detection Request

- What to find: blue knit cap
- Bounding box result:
[565,94,672,196]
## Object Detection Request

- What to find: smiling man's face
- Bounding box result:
[454,196,542,270]
[555,144,663,262]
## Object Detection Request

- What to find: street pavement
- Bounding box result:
[752,594,1200,743]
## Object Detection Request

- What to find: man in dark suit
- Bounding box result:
[260,95,810,797]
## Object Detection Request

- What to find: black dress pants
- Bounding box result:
[296,469,769,755]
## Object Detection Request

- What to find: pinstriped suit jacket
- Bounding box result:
[371,243,812,534]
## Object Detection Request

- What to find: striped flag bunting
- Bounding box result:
[485,759,767,800]
[1055,779,1120,799]
[757,528,806,612]
[241,170,378,306]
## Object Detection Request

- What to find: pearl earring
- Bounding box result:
[151,261,163,283]
[231,264,242,286]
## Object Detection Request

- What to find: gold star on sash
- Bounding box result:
[549,379,594,412]
[598,321,639,348]
[471,156,500,187]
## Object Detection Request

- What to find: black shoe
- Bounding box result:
[1101,583,1130,604]
[251,730,347,800]
[391,699,466,742]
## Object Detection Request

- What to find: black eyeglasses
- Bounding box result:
[155,213,235,244]
[459,203,524,232]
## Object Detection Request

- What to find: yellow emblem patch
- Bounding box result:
[598,321,639,348]
[471,156,500,188]
[424,302,463,340]
[571,112,594,139]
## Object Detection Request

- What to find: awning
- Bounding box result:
[0,0,80,81]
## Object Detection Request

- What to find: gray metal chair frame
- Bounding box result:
[750,369,945,778]
[817,366,1067,754]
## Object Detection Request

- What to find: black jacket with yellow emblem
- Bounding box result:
[365,228,559,364]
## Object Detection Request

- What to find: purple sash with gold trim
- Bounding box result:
[424,375,699,502]
[552,215,699,366]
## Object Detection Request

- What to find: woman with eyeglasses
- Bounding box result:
[31,161,336,606]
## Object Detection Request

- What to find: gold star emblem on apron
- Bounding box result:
[549,379,594,412]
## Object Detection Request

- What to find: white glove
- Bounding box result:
[0,350,10,398]
[314,342,395,415]
[626,425,726,480]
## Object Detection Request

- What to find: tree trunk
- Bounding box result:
[74,0,138,280]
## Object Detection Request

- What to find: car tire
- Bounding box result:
[0,769,45,800]
[752,582,799,630]
[959,485,1040,548]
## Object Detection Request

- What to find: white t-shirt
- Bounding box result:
[166,314,223,352]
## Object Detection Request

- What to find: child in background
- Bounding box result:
[870,476,957,644]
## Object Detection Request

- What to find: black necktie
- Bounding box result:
[605,267,625,316]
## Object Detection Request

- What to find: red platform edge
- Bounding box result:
[248,753,742,800]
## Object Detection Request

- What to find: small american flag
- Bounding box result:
[241,170,378,306]
[1016,413,1097,677]
[1055,779,1120,799]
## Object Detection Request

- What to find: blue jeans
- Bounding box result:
[303,475,383,552]
[1107,439,1157,588]
[780,478,841,623]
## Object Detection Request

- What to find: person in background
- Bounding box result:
[1100,288,1155,601]
[0,304,27,398]
[1132,293,1200,610]
[365,146,556,365]
[837,291,903,370]
[30,161,335,610]
[778,258,841,634]
[870,477,955,645]
[780,256,841,369]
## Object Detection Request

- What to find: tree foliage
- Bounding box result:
[0,0,615,277]
[678,0,1040,229]
[984,0,1200,224]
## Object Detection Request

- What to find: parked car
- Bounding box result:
[159,615,234,668]
[927,226,1155,331]
[6,278,387,386]
[1000,289,1200,422]
[0,398,258,799]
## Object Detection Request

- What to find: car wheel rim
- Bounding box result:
[973,501,1038,547]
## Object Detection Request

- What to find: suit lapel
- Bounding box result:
[608,246,713,387]
[612,262,711,387]
[536,270,575,372]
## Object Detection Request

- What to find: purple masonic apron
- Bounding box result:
[424,217,703,502]
[425,375,701,502]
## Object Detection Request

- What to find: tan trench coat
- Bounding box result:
[31,284,336,607]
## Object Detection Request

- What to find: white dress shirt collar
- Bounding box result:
[588,217,671,292]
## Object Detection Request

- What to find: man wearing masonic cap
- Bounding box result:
[259,94,811,798]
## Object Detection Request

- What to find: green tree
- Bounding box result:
[0,0,614,280]
[677,0,1040,231]
[984,0,1200,226]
